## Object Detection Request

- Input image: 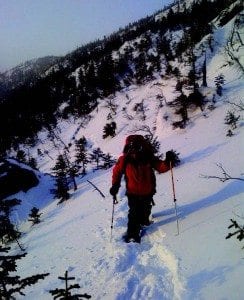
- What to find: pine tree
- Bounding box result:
[54,177,70,204]
[172,92,189,129]
[226,129,234,137]
[52,155,70,203]
[0,245,49,299]
[16,150,27,164]
[224,111,240,130]
[214,74,225,96]
[101,153,116,169]
[134,52,147,84]
[63,151,78,191]
[226,219,244,248]
[102,122,117,139]
[49,270,91,299]
[75,137,89,175]
[187,45,200,92]
[28,157,38,169]
[202,52,207,87]
[28,207,42,225]
[90,148,104,170]
[0,198,21,245]
[144,135,162,157]
[187,90,205,111]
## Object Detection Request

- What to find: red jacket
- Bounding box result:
[112,155,170,196]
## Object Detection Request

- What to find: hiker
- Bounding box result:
[109,135,174,243]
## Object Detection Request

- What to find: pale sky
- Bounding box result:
[0,0,173,72]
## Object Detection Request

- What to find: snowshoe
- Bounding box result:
[140,220,154,228]
[123,234,141,244]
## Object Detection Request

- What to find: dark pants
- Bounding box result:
[127,195,153,238]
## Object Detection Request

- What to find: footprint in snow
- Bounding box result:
[114,228,185,300]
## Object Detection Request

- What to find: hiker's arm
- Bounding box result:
[111,156,124,191]
[153,159,170,173]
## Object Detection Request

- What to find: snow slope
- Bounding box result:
[7,12,244,300]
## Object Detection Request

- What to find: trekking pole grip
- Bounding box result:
[113,195,118,204]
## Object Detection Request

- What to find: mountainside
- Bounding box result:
[1,0,244,299]
[0,0,243,155]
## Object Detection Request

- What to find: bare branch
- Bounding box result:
[131,124,155,137]
[226,100,244,111]
[200,163,244,182]
[87,180,105,198]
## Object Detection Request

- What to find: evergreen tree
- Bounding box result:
[187,50,198,92]
[144,135,162,157]
[90,148,104,170]
[224,111,240,130]
[214,74,225,96]
[28,157,38,169]
[97,53,118,97]
[28,207,42,225]
[101,153,116,169]
[0,198,21,245]
[226,219,244,248]
[52,155,70,203]
[134,52,147,84]
[63,151,78,191]
[102,121,117,139]
[0,245,49,299]
[202,52,207,87]
[16,150,27,164]
[187,90,205,111]
[226,129,234,137]
[54,177,70,204]
[173,92,189,128]
[75,136,89,175]
[49,270,91,299]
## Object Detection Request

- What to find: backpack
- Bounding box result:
[122,135,156,198]
[123,135,154,163]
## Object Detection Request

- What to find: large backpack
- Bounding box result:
[122,135,156,197]
[123,135,154,162]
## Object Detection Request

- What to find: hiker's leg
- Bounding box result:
[127,196,141,238]
[140,197,152,226]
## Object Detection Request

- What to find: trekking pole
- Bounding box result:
[170,161,180,235]
[110,195,118,242]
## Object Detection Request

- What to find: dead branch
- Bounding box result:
[226,100,244,111]
[201,163,244,182]
[132,125,155,137]
[87,180,105,198]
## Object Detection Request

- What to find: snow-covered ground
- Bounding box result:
[7,14,244,300]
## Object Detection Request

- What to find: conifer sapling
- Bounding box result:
[49,270,91,299]
[28,207,42,225]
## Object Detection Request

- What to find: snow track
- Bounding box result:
[80,200,185,300]
[111,229,184,300]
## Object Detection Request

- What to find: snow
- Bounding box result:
[6,11,244,300]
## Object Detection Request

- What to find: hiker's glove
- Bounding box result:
[165,151,175,165]
[110,184,119,196]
